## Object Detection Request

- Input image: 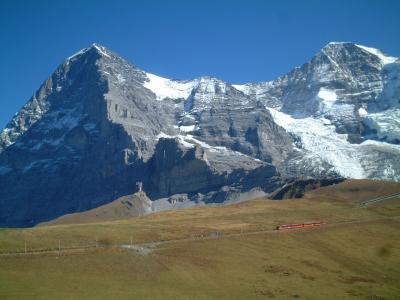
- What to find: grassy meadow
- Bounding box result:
[0,180,399,299]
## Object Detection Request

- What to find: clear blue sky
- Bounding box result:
[1,0,399,129]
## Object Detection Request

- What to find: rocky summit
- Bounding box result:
[0,42,399,227]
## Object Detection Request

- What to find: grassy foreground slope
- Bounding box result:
[0,179,399,299]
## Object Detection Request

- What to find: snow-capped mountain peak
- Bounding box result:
[67,43,112,61]
[0,41,399,227]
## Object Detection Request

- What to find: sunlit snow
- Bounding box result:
[358,107,368,117]
[267,106,400,179]
[232,84,246,92]
[144,73,198,101]
[179,125,196,132]
[364,109,400,142]
[267,107,365,178]
[317,88,337,111]
[93,44,111,58]
[67,48,89,60]
[356,44,398,65]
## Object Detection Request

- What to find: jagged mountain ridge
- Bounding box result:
[0,42,399,227]
[235,42,400,179]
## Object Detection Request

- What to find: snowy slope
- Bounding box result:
[231,43,400,179]
[267,107,400,180]
[144,73,198,101]
[355,44,398,65]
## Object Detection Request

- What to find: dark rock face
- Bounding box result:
[269,178,345,200]
[0,46,151,226]
[147,137,281,198]
[149,139,219,197]
[180,78,294,167]
[0,42,399,227]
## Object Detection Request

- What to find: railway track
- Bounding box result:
[360,192,400,207]
[1,215,399,257]
[2,191,400,257]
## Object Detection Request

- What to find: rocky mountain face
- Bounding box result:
[0,42,399,227]
[235,42,400,179]
[269,178,345,200]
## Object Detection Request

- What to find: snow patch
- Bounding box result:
[176,135,197,148]
[232,84,246,92]
[318,88,337,102]
[1,128,11,135]
[116,74,126,83]
[156,132,196,148]
[156,132,174,139]
[179,125,196,132]
[67,48,89,60]
[358,107,368,117]
[356,44,398,65]
[93,44,111,58]
[67,44,111,61]
[318,87,337,104]
[184,135,226,152]
[144,73,198,101]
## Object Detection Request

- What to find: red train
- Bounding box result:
[275,221,324,230]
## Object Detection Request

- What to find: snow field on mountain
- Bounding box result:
[267,107,365,178]
[144,73,198,101]
[317,87,337,110]
[267,106,400,179]
[364,109,400,143]
[355,44,398,65]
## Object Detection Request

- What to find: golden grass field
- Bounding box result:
[0,179,399,299]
